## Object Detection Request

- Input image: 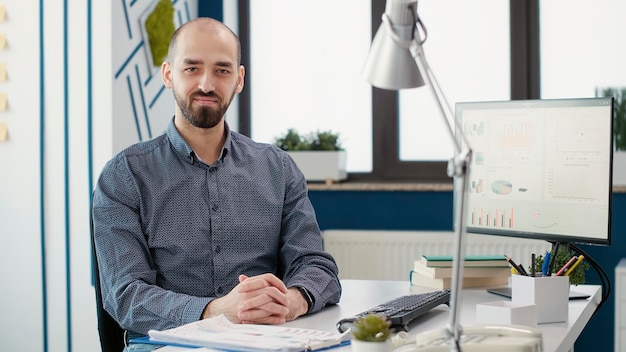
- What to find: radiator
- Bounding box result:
[322,230,552,281]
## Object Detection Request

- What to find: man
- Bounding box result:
[92,17,341,349]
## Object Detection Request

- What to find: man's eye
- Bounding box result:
[218,69,230,74]
[185,67,198,72]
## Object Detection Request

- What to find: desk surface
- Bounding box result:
[157,280,600,352]
[283,280,601,352]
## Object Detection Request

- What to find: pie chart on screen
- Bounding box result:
[491,180,513,195]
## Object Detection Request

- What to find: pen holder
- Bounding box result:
[511,274,569,324]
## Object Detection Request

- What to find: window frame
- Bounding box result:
[235,0,539,183]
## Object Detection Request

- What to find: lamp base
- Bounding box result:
[393,325,543,352]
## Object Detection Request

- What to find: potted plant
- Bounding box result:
[274,129,347,183]
[531,245,589,284]
[596,87,626,185]
[351,314,393,352]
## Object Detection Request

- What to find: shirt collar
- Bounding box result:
[166,118,231,165]
[219,122,232,161]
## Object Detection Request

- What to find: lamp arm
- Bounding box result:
[410,28,473,352]
[409,41,469,155]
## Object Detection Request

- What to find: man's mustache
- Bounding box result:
[192,91,221,101]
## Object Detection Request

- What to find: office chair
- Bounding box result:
[91,213,126,352]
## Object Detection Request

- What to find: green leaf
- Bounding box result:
[274,129,342,151]
[351,314,392,342]
[531,246,589,284]
[596,87,626,151]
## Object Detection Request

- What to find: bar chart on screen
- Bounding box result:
[471,207,515,228]
[501,122,533,148]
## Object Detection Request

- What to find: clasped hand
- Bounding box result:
[202,273,308,325]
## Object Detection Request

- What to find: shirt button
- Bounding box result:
[209,167,215,173]
[212,204,218,211]
[217,287,223,294]
[215,245,221,254]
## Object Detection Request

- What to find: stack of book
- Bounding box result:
[410,255,511,289]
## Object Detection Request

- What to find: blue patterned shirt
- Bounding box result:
[92,120,341,334]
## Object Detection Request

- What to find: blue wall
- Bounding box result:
[310,190,454,230]
[198,1,222,21]
[309,190,626,351]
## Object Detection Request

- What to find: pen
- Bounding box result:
[505,255,527,276]
[541,251,551,276]
[517,261,529,276]
[548,242,560,275]
[564,255,585,276]
[554,255,578,276]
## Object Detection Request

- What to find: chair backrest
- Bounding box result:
[91,212,126,352]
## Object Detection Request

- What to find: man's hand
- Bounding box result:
[202,273,307,324]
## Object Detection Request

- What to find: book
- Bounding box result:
[413,260,512,279]
[409,270,509,290]
[146,314,351,351]
[419,255,508,268]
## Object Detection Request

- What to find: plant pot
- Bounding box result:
[350,339,393,352]
[287,150,347,182]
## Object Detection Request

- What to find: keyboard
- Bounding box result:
[336,289,451,333]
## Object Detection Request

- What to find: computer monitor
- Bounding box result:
[454,97,613,246]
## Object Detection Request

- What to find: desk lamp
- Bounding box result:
[363,1,542,351]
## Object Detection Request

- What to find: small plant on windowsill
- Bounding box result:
[596,87,626,152]
[274,129,347,183]
[351,314,393,352]
[274,129,343,151]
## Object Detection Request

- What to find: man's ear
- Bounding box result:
[162,61,173,88]
[235,65,245,93]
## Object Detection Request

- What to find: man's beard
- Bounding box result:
[175,89,235,129]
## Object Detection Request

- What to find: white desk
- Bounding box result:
[155,279,601,352]
[283,280,601,352]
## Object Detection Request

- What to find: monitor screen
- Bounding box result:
[454,97,613,245]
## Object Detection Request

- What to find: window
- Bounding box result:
[247,0,372,172]
[399,0,510,162]
[235,1,539,182]
[539,0,626,99]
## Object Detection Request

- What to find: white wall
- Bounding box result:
[112,0,197,154]
[0,1,45,351]
[0,0,195,350]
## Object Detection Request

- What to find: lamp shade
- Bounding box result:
[362,20,424,90]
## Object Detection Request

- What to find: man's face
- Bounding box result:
[162,25,244,129]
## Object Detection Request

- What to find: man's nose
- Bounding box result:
[198,73,215,93]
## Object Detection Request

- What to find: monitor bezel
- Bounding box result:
[454,97,613,246]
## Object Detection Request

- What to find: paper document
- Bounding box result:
[148,314,350,352]
[158,347,221,352]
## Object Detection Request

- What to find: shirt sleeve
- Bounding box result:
[92,155,212,335]
[278,153,342,313]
